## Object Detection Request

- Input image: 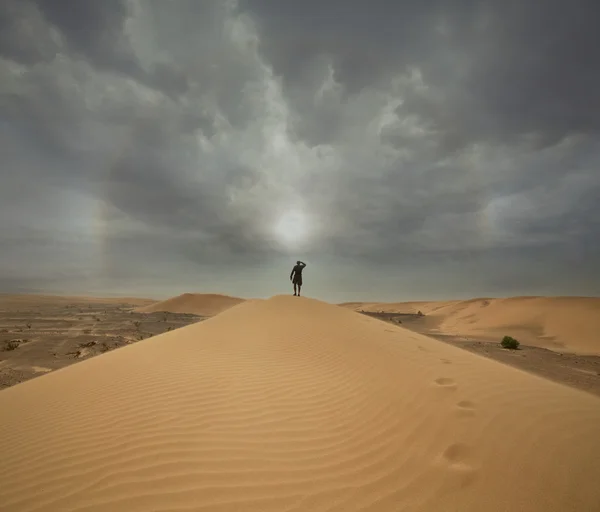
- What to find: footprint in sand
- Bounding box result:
[437,443,478,487]
[440,358,452,364]
[434,377,457,389]
[442,443,471,464]
[456,400,476,417]
[418,345,429,352]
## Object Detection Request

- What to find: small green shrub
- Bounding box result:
[501,335,520,350]
[3,340,20,351]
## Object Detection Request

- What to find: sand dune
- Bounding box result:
[343,296,600,355]
[433,297,600,353]
[1,296,600,511]
[136,292,247,316]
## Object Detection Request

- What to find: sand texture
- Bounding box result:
[342,296,600,355]
[136,293,246,316]
[2,295,600,512]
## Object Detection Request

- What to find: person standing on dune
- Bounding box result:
[290,261,306,296]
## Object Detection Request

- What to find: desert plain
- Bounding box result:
[1,292,600,511]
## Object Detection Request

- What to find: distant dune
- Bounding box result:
[341,296,600,355]
[136,292,247,316]
[1,295,599,511]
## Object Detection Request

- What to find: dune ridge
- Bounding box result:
[136,292,247,316]
[342,296,600,355]
[1,295,600,511]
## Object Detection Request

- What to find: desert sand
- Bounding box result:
[136,293,247,317]
[341,296,600,355]
[1,295,600,512]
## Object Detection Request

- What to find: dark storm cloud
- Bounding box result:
[32,0,132,70]
[244,0,600,148]
[0,0,58,64]
[243,0,436,90]
[0,0,190,97]
[241,0,600,269]
[31,0,190,96]
[460,0,600,143]
[0,0,599,298]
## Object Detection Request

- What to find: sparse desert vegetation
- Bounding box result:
[501,335,520,350]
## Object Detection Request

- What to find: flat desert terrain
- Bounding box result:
[0,295,203,390]
[1,294,600,511]
[0,293,250,390]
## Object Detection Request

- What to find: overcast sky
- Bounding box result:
[1,0,599,302]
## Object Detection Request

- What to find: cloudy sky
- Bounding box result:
[1,0,599,302]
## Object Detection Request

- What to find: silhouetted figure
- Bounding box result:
[290,261,306,296]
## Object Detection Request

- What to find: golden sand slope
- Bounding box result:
[1,296,600,512]
[136,293,246,316]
